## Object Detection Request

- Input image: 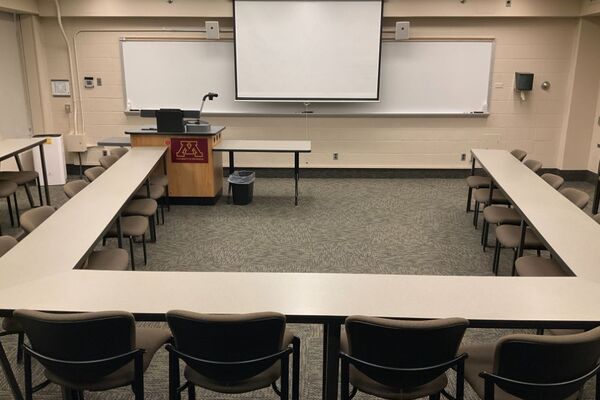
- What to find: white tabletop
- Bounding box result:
[472,149,600,283]
[213,140,312,153]
[0,147,599,328]
[0,138,45,162]
[0,146,166,291]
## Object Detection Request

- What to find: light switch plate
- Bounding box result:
[395,22,410,40]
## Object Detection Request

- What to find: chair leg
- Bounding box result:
[280,353,290,400]
[168,349,180,400]
[7,196,14,227]
[292,337,300,400]
[340,357,350,400]
[1,340,23,400]
[466,187,472,212]
[22,184,34,209]
[188,384,196,400]
[142,234,147,266]
[429,395,441,400]
[16,333,24,364]
[511,249,518,276]
[149,215,156,243]
[129,237,136,271]
[473,201,479,227]
[35,178,43,207]
[166,185,170,211]
[13,193,19,227]
[493,240,501,275]
[481,220,489,250]
[161,203,165,224]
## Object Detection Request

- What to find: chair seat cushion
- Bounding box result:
[0,171,39,185]
[466,175,491,189]
[515,256,567,277]
[85,249,130,271]
[45,327,171,392]
[340,330,448,400]
[495,225,545,250]
[149,174,168,187]
[107,216,149,237]
[461,343,520,400]
[134,184,165,200]
[2,317,22,333]
[474,189,509,205]
[123,199,158,217]
[483,206,520,225]
[0,181,17,197]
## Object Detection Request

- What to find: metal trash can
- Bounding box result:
[228,170,255,205]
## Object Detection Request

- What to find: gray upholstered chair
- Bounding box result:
[0,180,19,235]
[111,147,129,158]
[0,168,42,209]
[84,166,105,182]
[480,173,566,250]
[465,149,527,213]
[20,206,55,236]
[472,159,543,228]
[104,216,149,269]
[461,327,600,400]
[63,180,89,199]
[123,198,158,242]
[134,184,166,225]
[540,173,565,190]
[339,316,469,400]
[98,155,119,169]
[166,311,300,400]
[15,309,170,400]
[516,212,600,277]
[492,188,589,276]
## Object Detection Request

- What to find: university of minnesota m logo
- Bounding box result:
[170,138,208,164]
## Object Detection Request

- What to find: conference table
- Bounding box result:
[0,149,600,400]
[0,138,51,206]
[213,139,312,206]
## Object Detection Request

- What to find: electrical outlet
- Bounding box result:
[333,153,339,160]
[102,149,108,156]
[506,0,511,6]
[97,77,102,86]
[64,104,71,113]
[461,153,466,161]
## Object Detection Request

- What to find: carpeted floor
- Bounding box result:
[0,176,596,399]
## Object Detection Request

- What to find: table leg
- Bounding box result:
[322,321,341,400]
[470,156,476,176]
[227,152,235,204]
[116,215,124,249]
[294,152,299,206]
[0,341,23,400]
[514,220,527,276]
[77,153,83,180]
[39,144,51,206]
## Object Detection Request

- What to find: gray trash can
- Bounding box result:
[228,171,255,205]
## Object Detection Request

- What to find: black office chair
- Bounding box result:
[462,327,600,399]
[166,310,300,400]
[15,309,170,400]
[340,316,469,400]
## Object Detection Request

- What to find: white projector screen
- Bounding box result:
[233,0,383,102]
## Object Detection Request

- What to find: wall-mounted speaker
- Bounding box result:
[515,72,534,91]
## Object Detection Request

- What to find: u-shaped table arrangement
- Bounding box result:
[0,147,599,400]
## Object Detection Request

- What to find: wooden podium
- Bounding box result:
[126,126,225,204]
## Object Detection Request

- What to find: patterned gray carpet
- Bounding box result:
[0,176,596,399]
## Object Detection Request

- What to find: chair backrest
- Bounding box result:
[492,327,600,399]
[99,155,119,169]
[20,206,55,234]
[166,310,286,381]
[540,173,564,190]
[510,149,527,162]
[63,180,89,199]
[111,148,129,158]
[0,235,18,257]
[84,166,105,182]
[594,214,600,224]
[559,188,590,210]
[523,159,543,173]
[14,310,136,383]
[344,316,468,388]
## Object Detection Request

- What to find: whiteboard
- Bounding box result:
[120,39,493,116]
[234,0,383,101]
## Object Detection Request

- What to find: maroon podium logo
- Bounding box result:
[170,138,208,163]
